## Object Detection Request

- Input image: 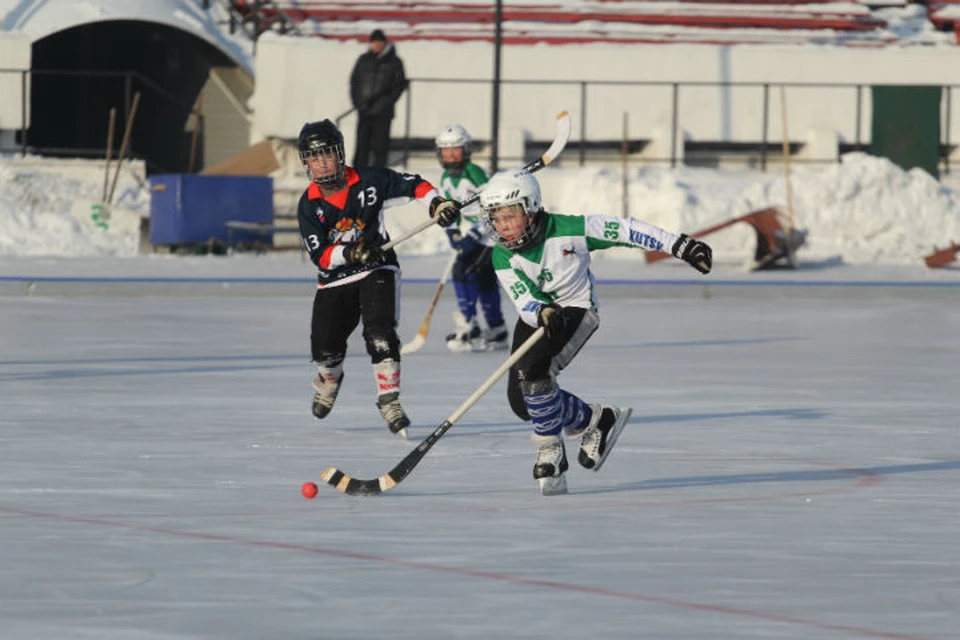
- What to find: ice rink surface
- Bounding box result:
[1,261,959,639]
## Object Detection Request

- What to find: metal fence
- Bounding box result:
[392,77,958,174]
[2,69,957,174]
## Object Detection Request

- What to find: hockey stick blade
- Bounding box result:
[399,334,425,355]
[459,110,571,210]
[320,421,454,496]
[382,110,571,251]
[319,327,546,496]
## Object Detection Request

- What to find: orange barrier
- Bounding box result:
[645,207,805,270]
[924,243,960,268]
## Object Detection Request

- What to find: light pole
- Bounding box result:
[491,0,502,172]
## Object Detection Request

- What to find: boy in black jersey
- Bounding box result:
[296,119,459,438]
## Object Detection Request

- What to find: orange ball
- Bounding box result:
[301,481,319,499]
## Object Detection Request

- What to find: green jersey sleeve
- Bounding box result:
[583,215,680,253]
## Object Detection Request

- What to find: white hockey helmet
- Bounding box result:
[479,170,544,251]
[435,124,472,170]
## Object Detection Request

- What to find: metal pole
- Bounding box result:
[855,84,862,151]
[124,73,132,123]
[760,83,769,171]
[945,86,952,175]
[490,0,503,172]
[403,85,412,169]
[20,70,28,157]
[579,82,587,167]
[670,83,678,168]
[621,111,628,219]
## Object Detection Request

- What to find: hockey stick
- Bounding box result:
[320,327,546,496]
[400,252,458,355]
[381,110,571,252]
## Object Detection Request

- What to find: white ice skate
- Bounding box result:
[533,434,568,496]
[311,372,344,419]
[377,392,410,439]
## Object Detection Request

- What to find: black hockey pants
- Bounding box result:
[310,269,401,366]
[506,307,599,421]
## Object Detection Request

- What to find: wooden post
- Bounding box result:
[102,107,116,203]
[108,91,141,205]
[188,93,204,174]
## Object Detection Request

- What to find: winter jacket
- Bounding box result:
[349,42,407,119]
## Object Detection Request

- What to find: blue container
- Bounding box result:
[149,175,274,245]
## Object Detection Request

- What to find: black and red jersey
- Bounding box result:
[297,166,438,287]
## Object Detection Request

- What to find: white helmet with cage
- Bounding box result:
[479,170,544,251]
[435,124,472,171]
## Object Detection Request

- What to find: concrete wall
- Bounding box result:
[196,66,255,170]
[251,36,960,160]
[0,32,31,132]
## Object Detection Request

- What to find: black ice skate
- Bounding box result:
[481,324,509,351]
[533,434,569,496]
[311,373,344,419]
[376,392,410,439]
[578,405,633,471]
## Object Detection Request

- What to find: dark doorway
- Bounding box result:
[30,20,235,173]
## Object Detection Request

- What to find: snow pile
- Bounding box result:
[2,152,960,264]
[553,153,960,264]
[0,157,148,257]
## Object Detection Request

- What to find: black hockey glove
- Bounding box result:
[537,303,572,341]
[671,233,713,274]
[430,197,461,227]
[343,240,382,266]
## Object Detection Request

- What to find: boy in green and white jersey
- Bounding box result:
[435,125,508,352]
[479,169,712,495]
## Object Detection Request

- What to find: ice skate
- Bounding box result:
[481,323,509,351]
[311,372,344,419]
[578,405,633,471]
[376,392,410,439]
[445,311,482,352]
[533,434,568,496]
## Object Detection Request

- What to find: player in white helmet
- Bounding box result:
[434,124,509,352]
[480,169,712,495]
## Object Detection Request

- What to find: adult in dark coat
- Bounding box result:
[349,29,408,168]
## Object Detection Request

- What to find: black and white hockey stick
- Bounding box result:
[319,327,546,496]
[381,110,572,252]
[400,252,457,355]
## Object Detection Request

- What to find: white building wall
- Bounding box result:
[0,32,31,131]
[251,35,960,156]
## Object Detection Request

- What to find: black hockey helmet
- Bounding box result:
[298,119,346,189]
